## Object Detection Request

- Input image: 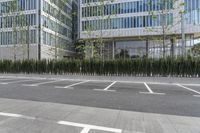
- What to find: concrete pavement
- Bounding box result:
[0,74,200,133]
[0,98,200,133]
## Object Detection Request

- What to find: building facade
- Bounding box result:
[0,0,75,60]
[80,0,200,59]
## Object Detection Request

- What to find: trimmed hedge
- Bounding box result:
[0,58,199,77]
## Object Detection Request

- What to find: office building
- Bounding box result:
[80,0,200,59]
[0,0,75,60]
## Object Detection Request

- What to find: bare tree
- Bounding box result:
[2,0,31,60]
[146,0,184,58]
[81,0,116,60]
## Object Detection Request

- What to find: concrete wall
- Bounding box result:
[0,44,38,60]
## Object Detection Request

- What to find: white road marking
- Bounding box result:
[194,95,200,97]
[23,80,65,87]
[177,84,200,96]
[58,121,122,133]
[144,82,153,93]
[0,112,22,118]
[181,83,200,87]
[140,92,166,95]
[140,82,165,95]
[55,80,90,89]
[104,81,117,91]
[81,127,90,133]
[94,81,117,92]
[0,112,36,120]
[0,79,34,85]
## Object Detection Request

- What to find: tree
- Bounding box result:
[146,0,184,58]
[2,0,30,60]
[192,43,200,56]
[81,0,116,60]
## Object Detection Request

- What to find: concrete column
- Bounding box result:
[91,42,94,58]
[146,38,149,58]
[170,37,175,58]
[181,13,186,58]
[189,35,192,57]
[112,40,115,60]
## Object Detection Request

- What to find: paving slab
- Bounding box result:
[0,98,199,133]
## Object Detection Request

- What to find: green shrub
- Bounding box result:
[0,58,199,77]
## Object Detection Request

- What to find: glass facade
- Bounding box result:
[80,0,200,59]
[81,0,174,31]
[0,0,37,46]
[82,14,173,31]
[0,0,36,13]
[185,0,200,25]
[0,0,76,59]
[82,0,173,17]
[42,0,73,50]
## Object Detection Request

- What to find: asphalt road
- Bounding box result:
[0,75,199,118]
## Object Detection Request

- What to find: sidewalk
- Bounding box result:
[0,98,199,133]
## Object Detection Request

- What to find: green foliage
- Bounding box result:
[115,49,130,59]
[192,43,200,56]
[0,58,200,77]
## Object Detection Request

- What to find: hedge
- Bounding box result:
[0,58,199,77]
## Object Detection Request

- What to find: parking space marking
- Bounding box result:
[0,79,34,85]
[140,82,165,95]
[94,81,117,92]
[0,112,22,118]
[55,80,90,89]
[144,83,153,93]
[22,79,66,87]
[58,121,122,133]
[177,84,200,97]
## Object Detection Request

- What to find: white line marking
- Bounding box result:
[0,112,22,118]
[55,80,90,89]
[93,89,116,92]
[0,112,36,120]
[194,95,200,97]
[58,121,122,133]
[94,81,117,92]
[181,84,200,87]
[81,127,90,133]
[140,82,165,95]
[144,82,153,93]
[0,79,34,85]
[23,80,65,87]
[176,84,200,95]
[104,81,117,91]
[140,92,165,95]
